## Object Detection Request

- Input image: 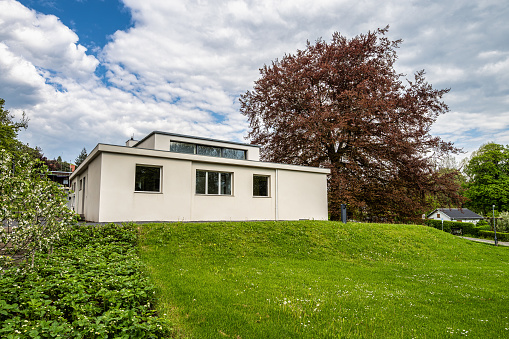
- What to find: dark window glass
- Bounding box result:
[196,170,232,195]
[197,145,222,157]
[207,172,219,194]
[135,166,161,192]
[223,148,246,160]
[221,172,232,195]
[253,175,269,196]
[196,170,206,194]
[170,141,195,154]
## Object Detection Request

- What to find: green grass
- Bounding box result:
[138,221,509,338]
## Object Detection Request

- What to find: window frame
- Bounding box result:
[134,165,162,193]
[253,174,270,197]
[195,169,233,196]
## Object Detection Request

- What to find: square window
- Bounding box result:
[135,165,161,192]
[253,175,269,196]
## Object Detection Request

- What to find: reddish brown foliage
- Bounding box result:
[240,27,463,222]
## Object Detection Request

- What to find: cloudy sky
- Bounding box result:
[1,0,508,163]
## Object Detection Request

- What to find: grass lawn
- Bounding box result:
[138,221,509,338]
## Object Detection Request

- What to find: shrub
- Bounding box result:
[476,220,490,229]
[496,211,509,232]
[0,223,173,338]
[424,219,476,235]
[479,230,509,242]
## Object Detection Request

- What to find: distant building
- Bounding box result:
[48,171,72,188]
[69,131,330,222]
[427,208,483,224]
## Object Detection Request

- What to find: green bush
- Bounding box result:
[479,230,509,242]
[424,219,476,235]
[496,212,509,232]
[476,220,490,229]
[0,223,173,338]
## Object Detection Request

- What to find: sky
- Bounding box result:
[1,0,508,164]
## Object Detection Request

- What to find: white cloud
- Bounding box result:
[1,0,509,162]
[0,0,98,79]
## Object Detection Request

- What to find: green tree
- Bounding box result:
[75,147,88,167]
[0,98,28,154]
[463,143,509,215]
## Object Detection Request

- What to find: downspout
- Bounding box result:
[275,169,279,221]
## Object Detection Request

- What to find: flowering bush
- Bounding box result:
[0,149,77,269]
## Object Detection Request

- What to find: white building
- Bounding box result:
[427,208,483,224]
[69,131,330,222]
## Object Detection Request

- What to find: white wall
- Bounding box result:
[98,153,193,222]
[277,170,329,220]
[72,144,329,222]
[428,211,452,221]
[190,162,276,221]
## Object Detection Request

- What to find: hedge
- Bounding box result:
[479,230,509,242]
[424,219,477,235]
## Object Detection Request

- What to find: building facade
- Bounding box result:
[69,131,330,222]
[427,208,483,224]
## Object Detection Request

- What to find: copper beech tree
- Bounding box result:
[240,27,463,222]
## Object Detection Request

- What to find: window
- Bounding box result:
[223,148,246,160]
[197,145,221,157]
[79,179,82,190]
[170,141,195,154]
[196,170,232,195]
[170,141,246,160]
[253,175,269,197]
[135,165,161,192]
[437,214,440,218]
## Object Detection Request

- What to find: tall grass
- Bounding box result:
[138,221,509,338]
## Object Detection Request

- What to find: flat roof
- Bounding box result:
[134,131,261,148]
[70,143,329,180]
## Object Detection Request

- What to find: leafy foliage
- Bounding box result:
[463,143,509,215]
[0,98,29,155]
[75,147,88,168]
[495,211,509,232]
[478,230,509,242]
[0,149,76,268]
[0,223,174,338]
[240,27,462,222]
[423,219,476,235]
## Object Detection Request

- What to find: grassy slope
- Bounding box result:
[138,221,509,339]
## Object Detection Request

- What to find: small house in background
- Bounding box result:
[427,208,483,224]
[48,171,72,188]
[69,131,330,222]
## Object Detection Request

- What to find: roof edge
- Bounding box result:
[133,131,261,148]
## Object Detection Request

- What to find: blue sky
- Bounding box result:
[1,0,509,165]
[17,0,131,50]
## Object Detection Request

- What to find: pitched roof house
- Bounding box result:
[69,131,330,222]
[427,208,483,224]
